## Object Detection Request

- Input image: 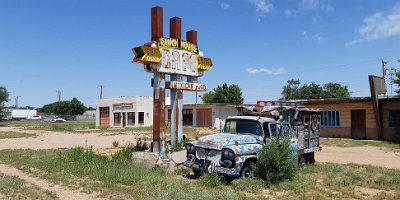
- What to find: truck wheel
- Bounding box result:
[193,169,202,178]
[308,153,315,164]
[298,157,306,167]
[240,163,251,179]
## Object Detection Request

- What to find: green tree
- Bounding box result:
[38,97,86,117]
[281,79,351,100]
[202,83,244,104]
[0,86,9,119]
[323,82,351,98]
[281,79,300,100]
[395,71,400,94]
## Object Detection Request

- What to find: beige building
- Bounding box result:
[96,96,153,127]
[167,103,241,130]
[303,97,400,142]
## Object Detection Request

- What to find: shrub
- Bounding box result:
[134,138,148,151]
[253,136,298,184]
[111,147,133,161]
[198,174,224,188]
[167,137,189,153]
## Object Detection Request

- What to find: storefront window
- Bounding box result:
[183,109,193,125]
[320,110,340,127]
[139,112,144,124]
[389,110,400,128]
[128,112,135,125]
[114,112,121,126]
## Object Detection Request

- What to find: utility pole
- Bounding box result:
[381,59,387,78]
[98,85,105,99]
[388,67,398,97]
[14,96,20,108]
[56,90,63,102]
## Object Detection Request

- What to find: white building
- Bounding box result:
[96,96,154,127]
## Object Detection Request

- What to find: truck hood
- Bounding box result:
[193,133,259,150]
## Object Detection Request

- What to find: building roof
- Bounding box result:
[227,115,276,123]
[302,97,372,104]
[378,96,400,102]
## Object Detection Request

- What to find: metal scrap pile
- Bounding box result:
[236,105,320,128]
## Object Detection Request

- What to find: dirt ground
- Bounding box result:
[1,126,400,170]
[316,146,400,169]
[1,126,400,199]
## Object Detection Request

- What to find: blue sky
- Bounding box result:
[1,0,400,108]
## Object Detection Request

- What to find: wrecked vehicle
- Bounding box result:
[184,105,321,178]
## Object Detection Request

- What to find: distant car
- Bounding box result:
[28,115,43,120]
[51,117,66,123]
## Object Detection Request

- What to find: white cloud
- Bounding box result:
[351,3,400,44]
[284,9,292,17]
[246,67,287,75]
[301,30,307,36]
[248,0,273,20]
[285,0,333,17]
[300,0,319,11]
[220,3,230,10]
[312,34,325,44]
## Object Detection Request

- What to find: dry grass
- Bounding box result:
[0,131,37,139]
[0,172,58,199]
[0,148,399,199]
[321,137,400,150]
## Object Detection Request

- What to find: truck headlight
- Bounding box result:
[186,143,195,153]
[222,148,235,160]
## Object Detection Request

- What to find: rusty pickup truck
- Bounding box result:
[184,106,321,178]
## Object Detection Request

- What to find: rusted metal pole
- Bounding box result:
[151,7,163,42]
[151,6,166,157]
[187,30,198,130]
[170,17,183,145]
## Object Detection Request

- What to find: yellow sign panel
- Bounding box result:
[158,38,198,54]
[197,56,213,71]
[132,46,162,64]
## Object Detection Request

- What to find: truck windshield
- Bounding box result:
[224,119,263,136]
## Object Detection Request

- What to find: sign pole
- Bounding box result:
[151,7,166,157]
[169,17,184,145]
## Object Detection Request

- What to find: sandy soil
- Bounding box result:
[0,127,138,150]
[316,146,400,170]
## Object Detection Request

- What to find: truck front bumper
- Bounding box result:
[214,166,240,178]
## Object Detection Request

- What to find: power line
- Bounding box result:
[56,90,63,102]
[14,96,20,108]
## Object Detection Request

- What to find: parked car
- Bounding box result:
[51,117,66,123]
[28,115,43,120]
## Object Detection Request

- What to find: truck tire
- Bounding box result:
[298,156,306,167]
[240,164,252,179]
[193,169,202,178]
[307,152,315,164]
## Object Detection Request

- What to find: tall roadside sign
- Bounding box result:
[132,6,213,157]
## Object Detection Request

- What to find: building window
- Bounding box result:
[183,109,193,125]
[320,110,340,127]
[389,110,400,128]
[100,107,109,115]
[138,112,144,125]
[114,112,121,126]
[127,112,135,126]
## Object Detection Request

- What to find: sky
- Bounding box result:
[1,0,400,108]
